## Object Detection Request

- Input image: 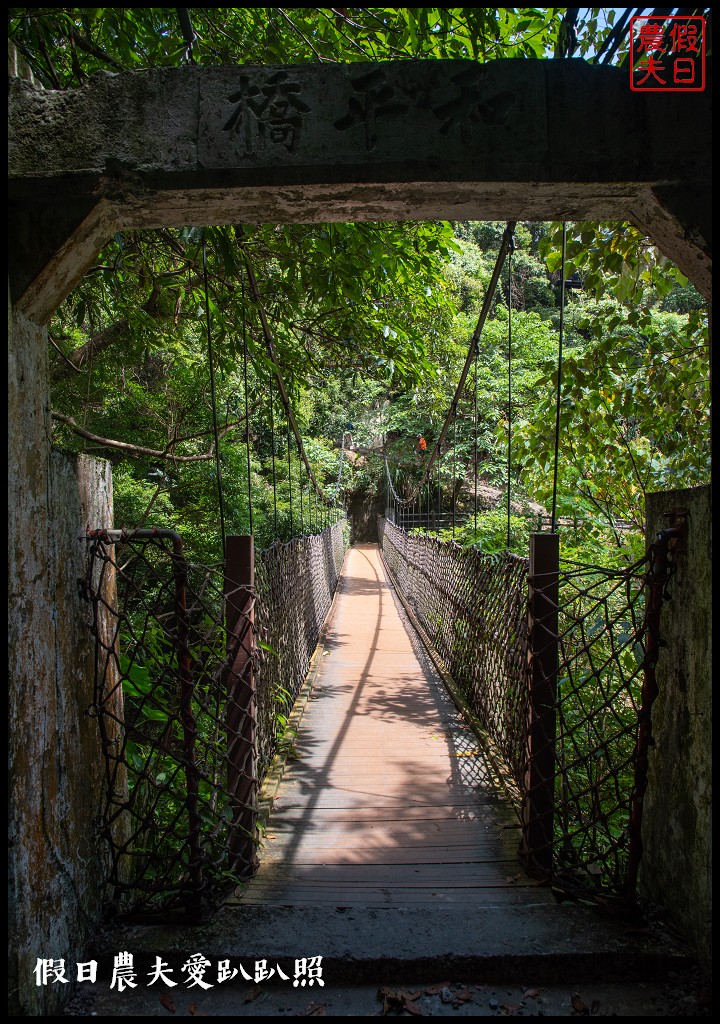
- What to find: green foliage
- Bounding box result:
[518,233,710,538]
[14,8,710,567]
[540,222,692,306]
[49,220,457,558]
[8,8,624,88]
[431,511,533,555]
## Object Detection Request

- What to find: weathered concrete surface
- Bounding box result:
[9,301,114,1015]
[79,974,708,1017]
[641,486,711,965]
[85,901,692,990]
[9,300,52,1015]
[8,59,711,321]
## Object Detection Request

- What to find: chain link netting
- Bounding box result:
[378,516,677,902]
[255,521,348,779]
[528,534,676,899]
[84,521,347,917]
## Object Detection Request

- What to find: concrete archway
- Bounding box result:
[8,57,711,1015]
[9,58,711,323]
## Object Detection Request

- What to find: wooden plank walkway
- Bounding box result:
[234,543,551,908]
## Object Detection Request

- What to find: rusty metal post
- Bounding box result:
[224,535,258,877]
[521,532,559,879]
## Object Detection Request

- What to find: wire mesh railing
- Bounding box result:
[84,520,347,918]
[255,522,347,779]
[378,516,679,903]
[378,516,530,791]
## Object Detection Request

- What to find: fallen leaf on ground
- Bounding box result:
[452,988,475,1004]
[425,982,450,996]
[378,986,404,1013]
[400,989,424,1002]
[244,986,263,1003]
[401,999,426,1016]
[500,1003,523,1015]
[377,986,426,1017]
[296,1002,327,1016]
[523,988,540,999]
[159,993,176,1013]
[188,1004,209,1017]
[571,993,590,1014]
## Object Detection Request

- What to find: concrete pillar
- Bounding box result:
[640,485,711,964]
[9,293,114,1014]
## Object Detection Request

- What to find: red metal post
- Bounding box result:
[521,532,559,879]
[224,535,258,877]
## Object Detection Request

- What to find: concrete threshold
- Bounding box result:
[91,901,691,986]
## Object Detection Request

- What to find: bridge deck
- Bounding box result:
[234,543,551,907]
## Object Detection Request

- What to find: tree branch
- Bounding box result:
[176,8,198,63]
[277,8,329,60]
[51,319,130,382]
[48,333,83,374]
[67,27,125,70]
[51,411,257,462]
[34,24,61,88]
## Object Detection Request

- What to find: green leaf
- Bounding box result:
[257,639,279,657]
[143,707,171,722]
[120,657,153,696]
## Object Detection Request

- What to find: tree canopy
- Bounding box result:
[13,7,704,86]
[9,7,711,563]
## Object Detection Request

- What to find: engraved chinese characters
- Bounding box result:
[198,62,545,169]
[222,70,311,155]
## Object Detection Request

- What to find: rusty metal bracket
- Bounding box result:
[664,509,688,555]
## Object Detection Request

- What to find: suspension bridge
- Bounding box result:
[8,43,710,1018]
[234,543,548,908]
[82,222,682,926]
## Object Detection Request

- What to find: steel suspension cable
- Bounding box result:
[242,241,349,530]
[436,456,441,533]
[452,402,457,540]
[387,222,516,509]
[201,232,227,555]
[307,460,314,532]
[297,433,304,534]
[240,276,254,537]
[474,339,479,536]
[286,414,294,538]
[242,249,330,505]
[506,230,515,550]
[268,367,278,537]
[336,431,345,488]
[336,431,347,521]
[420,465,424,529]
[551,222,567,533]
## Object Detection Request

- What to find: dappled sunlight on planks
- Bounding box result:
[233,544,549,908]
